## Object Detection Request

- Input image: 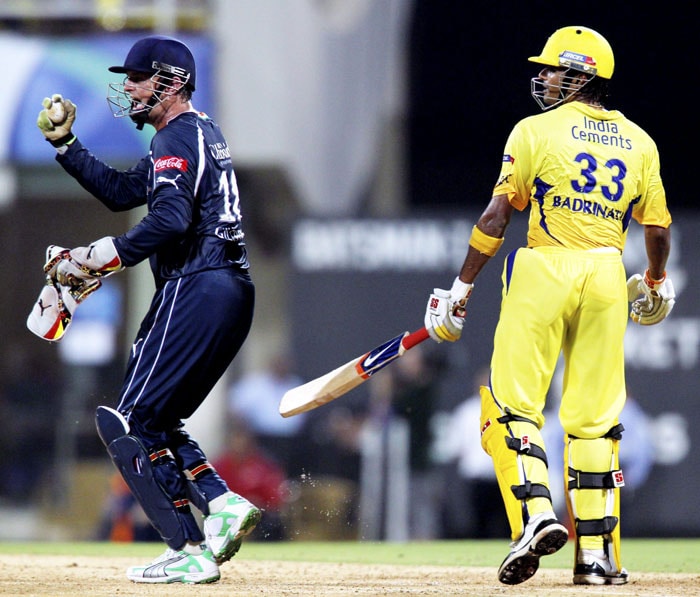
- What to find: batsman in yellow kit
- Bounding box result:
[423,26,674,586]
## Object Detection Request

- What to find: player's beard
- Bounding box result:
[129,95,158,130]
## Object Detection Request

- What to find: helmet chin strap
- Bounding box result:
[130,112,148,131]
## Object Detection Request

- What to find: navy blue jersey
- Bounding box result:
[57,111,249,286]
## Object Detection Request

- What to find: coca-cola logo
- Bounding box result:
[154,156,188,172]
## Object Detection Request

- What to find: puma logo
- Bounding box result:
[155,174,182,189]
[38,298,52,316]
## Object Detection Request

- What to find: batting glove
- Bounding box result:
[627,270,675,326]
[54,237,124,287]
[37,93,77,148]
[424,277,473,343]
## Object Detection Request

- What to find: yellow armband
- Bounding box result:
[469,225,504,257]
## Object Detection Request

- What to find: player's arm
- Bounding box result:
[424,194,513,343]
[57,142,151,212]
[458,123,523,284]
[458,193,514,284]
[643,224,671,280]
[37,94,149,211]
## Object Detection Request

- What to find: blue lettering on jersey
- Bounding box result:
[571,116,633,150]
[552,195,624,220]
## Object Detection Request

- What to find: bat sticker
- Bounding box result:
[356,333,406,378]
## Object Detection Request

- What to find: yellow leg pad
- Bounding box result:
[480,385,552,541]
[565,435,623,569]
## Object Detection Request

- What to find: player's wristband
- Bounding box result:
[469,225,504,257]
[47,133,76,149]
[643,269,666,291]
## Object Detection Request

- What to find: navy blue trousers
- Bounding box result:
[114,268,254,540]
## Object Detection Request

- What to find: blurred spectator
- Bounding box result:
[441,366,510,538]
[228,352,307,476]
[212,415,289,541]
[54,280,124,506]
[299,401,367,481]
[390,346,442,539]
[360,344,444,540]
[287,401,365,540]
[96,473,160,542]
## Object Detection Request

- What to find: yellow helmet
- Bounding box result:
[528,26,614,79]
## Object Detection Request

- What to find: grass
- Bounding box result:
[0,539,698,573]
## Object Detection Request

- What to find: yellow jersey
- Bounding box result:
[493,101,671,251]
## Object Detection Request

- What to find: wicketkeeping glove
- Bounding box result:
[424,277,474,343]
[37,93,77,147]
[26,246,102,342]
[626,269,675,326]
[53,237,124,286]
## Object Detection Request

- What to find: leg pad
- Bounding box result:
[565,433,624,571]
[96,406,188,549]
[480,386,553,541]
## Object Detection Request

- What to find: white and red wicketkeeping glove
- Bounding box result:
[52,237,124,286]
[26,245,102,341]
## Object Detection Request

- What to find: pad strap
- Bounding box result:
[505,436,549,467]
[497,410,538,426]
[183,462,216,515]
[149,448,175,464]
[568,467,625,490]
[186,462,216,480]
[569,423,625,441]
[575,516,619,536]
[510,481,552,502]
[604,423,625,440]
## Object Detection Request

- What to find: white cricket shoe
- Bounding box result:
[204,494,261,564]
[126,545,220,584]
[574,548,629,585]
[498,512,568,585]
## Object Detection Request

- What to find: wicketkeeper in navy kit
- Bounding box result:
[36,36,261,584]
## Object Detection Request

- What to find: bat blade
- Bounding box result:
[279,327,429,418]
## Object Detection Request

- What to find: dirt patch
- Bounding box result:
[0,556,697,596]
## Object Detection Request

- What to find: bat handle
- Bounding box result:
[401,327,430,350]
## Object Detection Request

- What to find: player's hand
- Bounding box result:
[37,94,77,146]
[626,270,675,325]
[54,237,123,286]
[424,277,474,343]
[27,246,103,342]
[43,244,103,299]
[26,275,101,341]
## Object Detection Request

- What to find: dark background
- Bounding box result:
[407,1,688,211]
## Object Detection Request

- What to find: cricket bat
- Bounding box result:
[279,327,430,418]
